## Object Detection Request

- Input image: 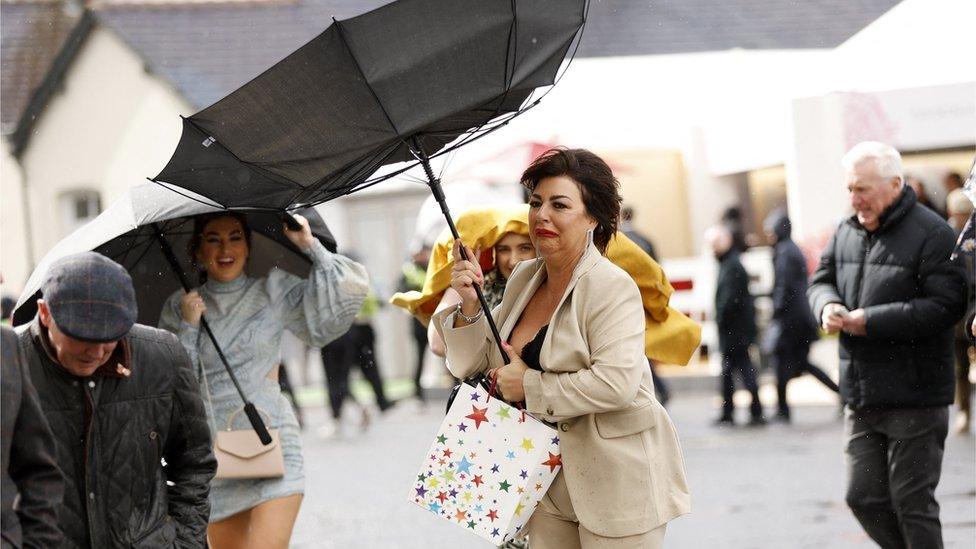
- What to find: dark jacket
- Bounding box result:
[953,212,975,343]
[715,250,756,353]
[1,327,63,549]
[767,213,819,351]
[17,321,216,549]
[808,187,967,410]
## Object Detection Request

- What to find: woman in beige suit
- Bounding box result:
[434,148,690,548]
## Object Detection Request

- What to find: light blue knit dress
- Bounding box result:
[159,240,368,521]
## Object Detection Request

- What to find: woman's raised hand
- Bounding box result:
[179,290,207,327]
[283,213,315,252]
[450,239,483,316]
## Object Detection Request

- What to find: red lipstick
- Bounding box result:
[534,228,558,238]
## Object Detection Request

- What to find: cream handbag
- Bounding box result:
[213,408,285,479]
[201,365,285,480]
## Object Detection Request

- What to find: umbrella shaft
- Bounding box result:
[412,146,510,365]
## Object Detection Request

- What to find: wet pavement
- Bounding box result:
[290,382,975,548]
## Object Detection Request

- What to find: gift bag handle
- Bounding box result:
[486,370,527,421]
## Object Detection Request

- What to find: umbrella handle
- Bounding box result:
[281,213,302,232]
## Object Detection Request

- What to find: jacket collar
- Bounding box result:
[30,316,132,380]
[499,230,603,339]
[847,186,917,234]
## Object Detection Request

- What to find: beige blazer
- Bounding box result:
[434,237,690,537]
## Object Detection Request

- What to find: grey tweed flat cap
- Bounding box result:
[42,252,137,342]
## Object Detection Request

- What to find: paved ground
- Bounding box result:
[289,381,975,548]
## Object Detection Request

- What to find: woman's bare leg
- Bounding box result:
[208,507,252,549]
[244,493,303,549]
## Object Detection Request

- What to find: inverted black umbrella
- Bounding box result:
[14,184,336,444]
[152,0,588,361]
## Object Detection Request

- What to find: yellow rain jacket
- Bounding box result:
[390,204,701,365]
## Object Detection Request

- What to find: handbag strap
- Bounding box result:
[197,347,220,434]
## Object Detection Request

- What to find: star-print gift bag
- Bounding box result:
[409,381,562,545]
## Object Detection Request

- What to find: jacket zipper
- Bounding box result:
[82,383,97,547]
[853,232,874,309]
[849,231,874,404]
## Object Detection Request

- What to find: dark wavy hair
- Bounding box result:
[520,148,621,253]
[187,212,252,283]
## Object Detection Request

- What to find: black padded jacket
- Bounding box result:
[17,321,216,548]
[808,188,967,410]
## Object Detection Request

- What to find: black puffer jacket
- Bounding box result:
[808,188,967,410]
[18,321,216,548]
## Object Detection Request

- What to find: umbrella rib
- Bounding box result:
[300,140,403,205]
[332,18,403,143]
[147,178,231,210]
[180,117,305,191]
[118,236,158,271]
[516,0,591,111]
[285,20,408,207]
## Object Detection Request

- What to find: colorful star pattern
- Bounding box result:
[542,452,562,473]
[456,456,474,475]
[465,405,489,429]
[410,382,562,544]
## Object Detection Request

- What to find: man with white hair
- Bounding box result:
[808,141,967,548]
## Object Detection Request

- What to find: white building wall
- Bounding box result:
[16,25,191,291]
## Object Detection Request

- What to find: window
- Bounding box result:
[59,189,101,234]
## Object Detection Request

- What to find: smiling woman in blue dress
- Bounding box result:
[159,212,368,548]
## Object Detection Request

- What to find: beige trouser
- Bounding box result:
[526,473,667,549]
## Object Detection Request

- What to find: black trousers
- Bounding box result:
[411,319,428,402]
[648,358,671,406]
[845,406,948,549]
[321,324,391,419]
[720,346,762,418]
[774,344,839,416]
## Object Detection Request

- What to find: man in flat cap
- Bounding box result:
[15,252,216,548]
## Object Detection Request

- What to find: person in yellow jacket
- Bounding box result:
[390,204,701,372]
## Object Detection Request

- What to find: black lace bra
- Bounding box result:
[519,324,548,372]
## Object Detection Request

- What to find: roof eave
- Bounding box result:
[9,10,96,159]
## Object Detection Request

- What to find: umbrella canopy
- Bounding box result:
[152,0,587,211]
[390,205,702,366]
[13,183,336,328]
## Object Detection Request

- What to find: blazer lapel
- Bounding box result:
[499,260,547,340]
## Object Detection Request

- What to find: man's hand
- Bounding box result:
[822,302,849,334]
[841,308,867,336]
